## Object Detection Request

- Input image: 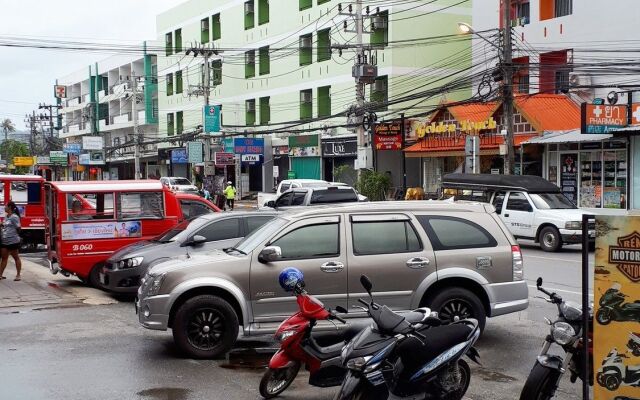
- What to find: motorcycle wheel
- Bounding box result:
[259,363,300,399]
[442,359,471,400]
[519,362,561,400]
[604,374,621,391]
[596,372,605,386]
[596,309,612,325]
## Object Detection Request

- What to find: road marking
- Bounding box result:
[528,285,593,297]
[525,255,583,263]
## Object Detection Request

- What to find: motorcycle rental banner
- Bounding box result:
[594,215,640,398]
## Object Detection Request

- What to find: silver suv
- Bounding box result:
[137,201,528,358]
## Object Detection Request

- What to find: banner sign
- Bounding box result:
[374,122,402,150]
[61,221,142,241]
[36,156,51,165]
[79,152,105,165]
[234,138,264,155]
[63,143,81,154]
[594,216,640,399]
[13,156,35,167]
[82,136,104,150]
[215,152,235,165]
[273,146,289,156]
[322,137,357,157]
[288,134,320,157]
[581,103,628,134]
[187,141,203,164]
[171,149,188,164]
[204,105,221,133]
[49,151,68,165]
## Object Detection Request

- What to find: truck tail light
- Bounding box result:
[512,245,524,281]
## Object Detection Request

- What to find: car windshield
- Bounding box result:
[232,217,288,254]
[153,217,209,243]
[170,178,192,186]
[529,193,576,209]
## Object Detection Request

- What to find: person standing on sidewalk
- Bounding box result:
[223,181,236,211]
[0,201,22,281]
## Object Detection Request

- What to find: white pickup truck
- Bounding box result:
[442,173,595,252]
[257,179,331,209]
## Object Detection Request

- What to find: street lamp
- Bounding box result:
[457,22,473,34]
[457,22,500,51]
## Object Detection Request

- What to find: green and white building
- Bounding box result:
[156,0,473,191]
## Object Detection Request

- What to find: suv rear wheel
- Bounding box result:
[172,295,239,359]
[426,287,486,332]
[539,226,562,252]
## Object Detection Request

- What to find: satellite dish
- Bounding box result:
[607,91,619,105]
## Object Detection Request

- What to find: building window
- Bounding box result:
[259,96,270,125]
[244,0,255,30]
[299,0,312,10]
[518,75,530,94]
[259,46,270,75]
[370,11,388,47]
[175,70,183,94]
[245,50,256,78]
[151,65,158,84]
[212,13,221,40]
[300,89,312,120]
[371,75,388,111]
[516,1,530,24]
[258,0,269,25]
[113,137,121,146]
[176,111,184,135]
[318,86,331,117]
[317,28,331,62]
[513,56,529,94]
[539,50,569,93]
[152,99,158,119]
[318,0,330,4]
[201,17,210,43]
[212,59,222,86]
[166,74,173,96]
[246,99,256,126]
[554,0,572,17]
[165,33,173,56]
[174,29,182,53]
[167,113,174,136]
[555,69,570,94]
[299,34,312,66]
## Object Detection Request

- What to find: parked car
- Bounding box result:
[137,201,528,358]
[160,177,199,194]
[264,185,363,210]
[101,211,277,294]
[442,173,595,252]
[257,179,331,208]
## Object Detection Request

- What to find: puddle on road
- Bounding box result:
[220,348,277,370]
[136,387,191,400]
[474,367,517,383]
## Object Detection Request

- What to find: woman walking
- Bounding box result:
[0,201,22,281]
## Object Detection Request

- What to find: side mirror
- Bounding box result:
[185,235,207,247]
[258,246,282,263]
[360,275,373,297]
[335,305,348,314]
[536,277,543,288]
[265,200,276,208]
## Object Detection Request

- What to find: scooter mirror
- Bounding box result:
[536,277,543,288]
[360,275,373,297]
[334,306,347,314]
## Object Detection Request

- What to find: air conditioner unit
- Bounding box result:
[246,102,256,112]
[373,80,386,93]
[569,72,592,88]
[372,16,387,30]
[300,36,312,49]
[245,52,255,64]
[244,2,254,14]
[300,91,312,103]
[201,18,209,31]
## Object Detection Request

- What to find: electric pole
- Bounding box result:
[355,0,366,167]
[38,103,61,152]
[502,0,515,174]
[132,72,141,180]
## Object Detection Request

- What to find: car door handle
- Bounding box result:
[406,257,430,269]
[320,262,344,273]
[504,213,509,218]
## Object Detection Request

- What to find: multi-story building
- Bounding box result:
[155,0,474,193]
[472,0,639,211]
[57,48,158,180]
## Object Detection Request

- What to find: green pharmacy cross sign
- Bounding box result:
[204,105,221,133]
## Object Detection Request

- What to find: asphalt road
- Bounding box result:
[0,245,594,400]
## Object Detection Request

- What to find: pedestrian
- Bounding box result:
[223,181,236,211]
[0,201,22,281]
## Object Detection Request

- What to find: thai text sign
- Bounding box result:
[234,138,264,155]
[214,152,235,165]
[582,103,628,134]
[61,221,142,241]
[187,141,203,164]
[13,156,35,166]
[374,122,402,150]
[49,151,68,165]
[288,135,320,157]
[63,143,81,154]
[204,105,221,133]
[593,216,640,399]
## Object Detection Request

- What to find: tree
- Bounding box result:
[1,118,17,164]
[0,139,30,174]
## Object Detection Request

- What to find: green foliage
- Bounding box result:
[356,170,391,201]
[333,164,357,186]
[0,139,30,174]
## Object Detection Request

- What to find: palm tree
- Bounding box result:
[1,118,16,164]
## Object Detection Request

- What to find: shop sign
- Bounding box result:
[82,136,104,150]
[581,103,628,134]
[234,138,264,155]
[214,152,235,165]
[594,216,640,399]
[79,152,105,165]
[203,105,221,133]
[13,156,35,167]
[241,154,261,163]
[171,148,188,164]
[273,146,289,156]
[289,134,320,157]
[559,154,578,203]
[631,103,640,125]
[49,151,68,165]
[61,221,142,241]
[187,141,203,164]
[54,85,67,99]
[36,156,51,165]
[322,138,357,157]
[63,143,81,154]
[374,122,402,151]
[413,118,497,138]
[223,137,234,153]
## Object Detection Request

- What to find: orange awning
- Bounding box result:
[404,134,537,157]
[514,94,580,131]
[448,102,498,123]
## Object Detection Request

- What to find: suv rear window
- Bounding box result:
[417,216,497,251]
[352,221,421,255]
[310,189,357,204]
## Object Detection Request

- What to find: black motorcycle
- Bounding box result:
[520,277,593,400]
[596,284,640,325]
[336,275,480,400]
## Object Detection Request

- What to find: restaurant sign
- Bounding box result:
[413,117,498,139]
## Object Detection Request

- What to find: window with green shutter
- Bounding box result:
[260,97,270,125]
[318,86,331,117]
[371,75,388,111]
[167,113,175,136]
[175,71,183,94]
[212,13,221,40]
[258,0,269,25]
[299,0,312,10]
[370,11,388,47]
[318,0,330,4]
[176,111,184,135]
[212,60,222,86]
[246,99,256,126]
[166,74,173,96]
[300,89,312,120]
[299,34,312,66]
[174,29,183,53]
[201,17,210,43]
[244,0,254,30]
[165,33,173,56]
[245,50,255,78]
[317,28,331,62]
[259,46,270,75]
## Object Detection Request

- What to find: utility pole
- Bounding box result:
[38,103,61,152]
[131,73,142,180]
[355,0,366,166]
[502,0,515,175]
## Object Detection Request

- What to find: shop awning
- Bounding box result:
[523,129,612,144]
[513,94,580,131]
[404,134,537,158]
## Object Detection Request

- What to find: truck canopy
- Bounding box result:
[442,173,560,193]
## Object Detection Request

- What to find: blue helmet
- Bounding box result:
[279,268,304,292]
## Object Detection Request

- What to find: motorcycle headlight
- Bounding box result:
[346,356,371,371]
[274,330,297,343]
[119,257,144,269]
[552,322,576,346]
[146,273,166,296]
[565,221,582,230]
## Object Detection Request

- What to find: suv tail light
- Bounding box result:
[512,245,524,281]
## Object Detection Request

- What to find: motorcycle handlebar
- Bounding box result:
[358,298,369,307]
[333,314,346,324]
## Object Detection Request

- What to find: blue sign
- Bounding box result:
[171,148,188,164]
[234,138,264,155]
[187,142,203,164]
[204,105,221,133]
[63,143,81,154]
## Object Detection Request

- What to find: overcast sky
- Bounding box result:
[0,0,179,130]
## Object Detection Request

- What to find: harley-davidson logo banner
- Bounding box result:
[594,216,640,400]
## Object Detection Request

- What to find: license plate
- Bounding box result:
[99,273,106,285]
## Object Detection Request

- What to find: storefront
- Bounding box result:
[234,137,265,193]
[272,144,289,187]
[170,148,189,178]
[322,136,357,183]
[288,134,321,180]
